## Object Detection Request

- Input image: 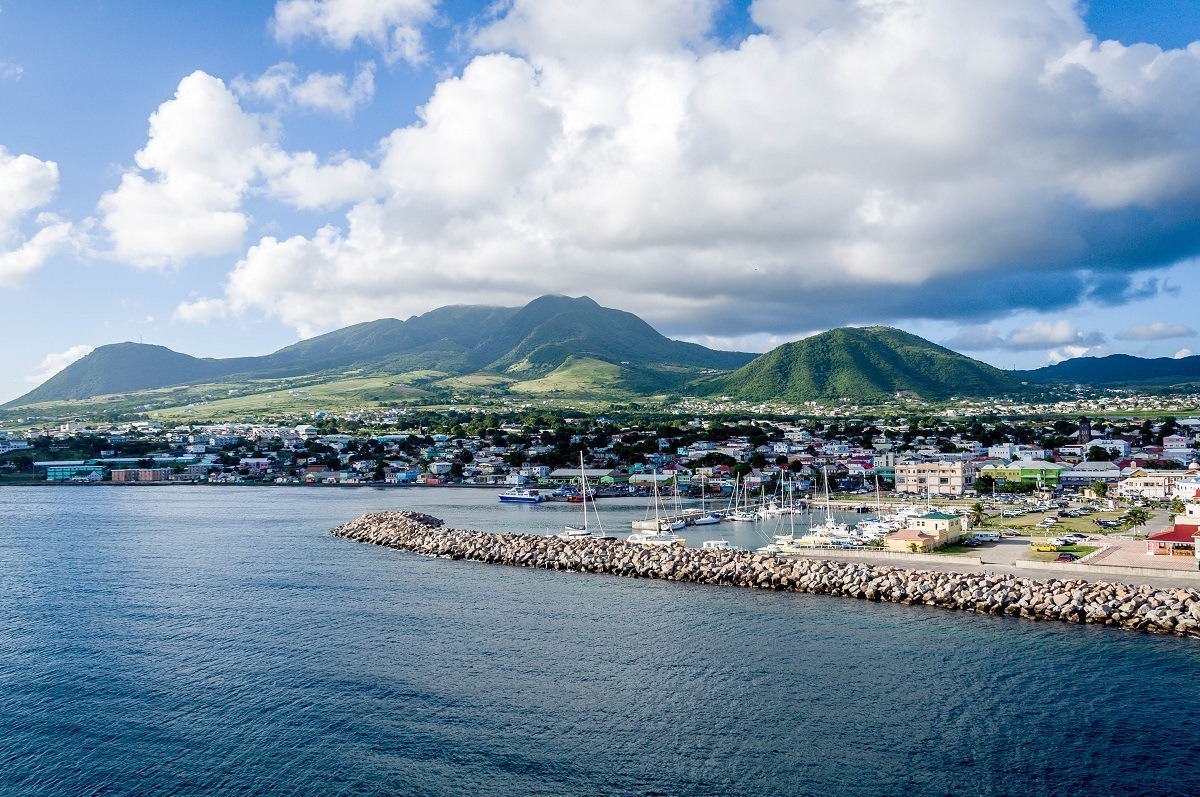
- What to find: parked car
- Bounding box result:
[1054,553,1079,563]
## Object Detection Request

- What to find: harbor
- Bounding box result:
[334,510,1200,638]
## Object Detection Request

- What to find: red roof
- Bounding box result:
[1148,524,1200,543]
[886,527,936,541]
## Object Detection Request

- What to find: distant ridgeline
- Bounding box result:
[7,294,1193,410]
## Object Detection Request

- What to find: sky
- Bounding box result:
[3,0,1200,402]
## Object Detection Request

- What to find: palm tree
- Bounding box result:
[968,501,987,528]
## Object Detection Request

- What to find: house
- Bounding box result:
[1147,487,1200,559]
[884,527,939,553]
[909,510,964,546]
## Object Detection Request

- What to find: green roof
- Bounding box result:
[919,510,958,520]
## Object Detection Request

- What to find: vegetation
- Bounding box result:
[699,326,1018,403]
[3,295,755,411]
[1016,353,1200,388]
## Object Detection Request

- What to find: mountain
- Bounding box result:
[1014,353,1200,387]
[698,326,1019,402]
[13,343,261,406]
[5,296,757,408]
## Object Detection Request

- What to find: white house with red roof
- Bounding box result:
[1146,482,1200,562]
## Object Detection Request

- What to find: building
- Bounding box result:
[1089,439,1131,458]
[1116,468,1186,500]
[111,468,172,482]
[894,461,975,496]
[908,510,964,546]
[1144,482,1200,559]
[978,460,1065,488]
[37,461,106,481]
[884,527,939,553]
[1060,461,1122,489]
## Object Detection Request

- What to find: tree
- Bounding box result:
[1121,507,1151,530]
[1086,446,1113,462]
[1170,497,1185,516]
[968,502,986,527]
[1091,481,1108,499]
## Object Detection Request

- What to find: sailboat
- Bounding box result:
[559,454,616,541]
[727,475,757,522]
[628,472,685,545]
[630,471,686,532]
[692,481,722,525]
[798,466,852,545]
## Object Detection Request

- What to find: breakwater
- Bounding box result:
[333,511,1200,638]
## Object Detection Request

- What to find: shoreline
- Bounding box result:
[333,511,1200,639]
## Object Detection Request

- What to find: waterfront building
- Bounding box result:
[111,468,172,482]
[36,461,107,481]
[883,527,938,553]
[909,510,964,546]
[894,461,975,496]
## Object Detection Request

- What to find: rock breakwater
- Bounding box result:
[333,511,1200,638]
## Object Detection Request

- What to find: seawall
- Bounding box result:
[332,511,1200,638]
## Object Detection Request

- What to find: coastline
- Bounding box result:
[333,511,1200,639]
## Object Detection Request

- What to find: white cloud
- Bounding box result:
[474,0,718,62]
[25,344,94,385]
[233,62,375,116]
[1046,344,1111,364]
[1116,322,1196,341]
[1006,320,1106,350]
[271,0,438,64]
[173,296,230,323]
[188,0,1200,338]
[99,71,378,266]
[98,71,274,267]
[0,147,75,286]
[1175,348,1194,359]
[0,218,77,288]
[0,146,59,238]
[0,62,21,80]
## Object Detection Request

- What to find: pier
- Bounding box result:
[333,511,1200,638]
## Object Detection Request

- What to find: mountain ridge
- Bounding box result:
[6,295,757,408]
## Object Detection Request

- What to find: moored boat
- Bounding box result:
[498,487,545,503]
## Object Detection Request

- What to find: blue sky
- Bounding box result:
[2,0,1200,402]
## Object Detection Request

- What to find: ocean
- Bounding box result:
[1,485,1197,796]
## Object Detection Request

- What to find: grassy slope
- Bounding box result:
[702,327,1018,402]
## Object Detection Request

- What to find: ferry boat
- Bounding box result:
[498,487,545,503]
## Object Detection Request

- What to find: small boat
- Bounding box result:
[702,539,735,550]
[498,487,545,503]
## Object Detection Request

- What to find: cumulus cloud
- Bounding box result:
[1116,322,1196,341]
[0,147,76,286]
[167,0,1200,338]
[97,71,274,267]
[271,0,438,64]
[946,320,1105,352]
[0,61,21,80]
[99,71,377,266]
[233,62,375,116]
[25,344,94,385]
[1176,348,1195,359]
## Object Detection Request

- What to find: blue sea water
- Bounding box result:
[1,485,1198,796]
